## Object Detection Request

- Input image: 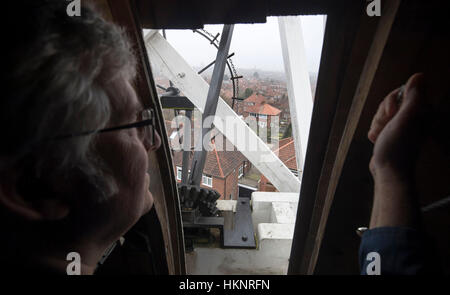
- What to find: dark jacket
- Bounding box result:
[359,226,441,275]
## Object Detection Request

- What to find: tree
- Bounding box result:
[244,88,253,99]
[282,122,292,139]
[253,71,259,79]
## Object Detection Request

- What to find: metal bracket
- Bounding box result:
[223,197,256,248]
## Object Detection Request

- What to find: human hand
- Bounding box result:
[369,73,429,183]
[368,73,430,228]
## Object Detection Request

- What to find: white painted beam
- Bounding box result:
[145,31,300,193]
[278,17,314,178]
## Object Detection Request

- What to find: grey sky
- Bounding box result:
[159,15,325,73]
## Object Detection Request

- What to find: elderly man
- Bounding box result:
[0,1,161,274]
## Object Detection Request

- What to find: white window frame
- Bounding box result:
[238,164,244,179]
[202,174,213,187]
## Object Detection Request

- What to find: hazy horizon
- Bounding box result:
[148,15,325,74]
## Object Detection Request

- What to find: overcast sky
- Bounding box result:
[156,15,325,73]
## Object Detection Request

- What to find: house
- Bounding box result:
[238,92,266,115]
[243,93,266,106]
[165,120,251,200]
[241,93,281,135]
[172,139,251,200]
[259,137,298,192]
[244,102,281,142]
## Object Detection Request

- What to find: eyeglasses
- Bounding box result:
[54,108,156,145]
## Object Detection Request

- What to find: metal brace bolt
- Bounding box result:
[177,72,186,78]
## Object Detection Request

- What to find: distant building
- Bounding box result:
[241,93,281,133]
[238,93,266,115]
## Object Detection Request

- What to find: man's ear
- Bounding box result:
[0,171,70,221]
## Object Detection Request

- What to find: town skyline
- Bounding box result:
[151,15,325,73]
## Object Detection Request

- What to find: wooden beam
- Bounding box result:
[287,2,367,274]
[304,0,401,274]
[312,0,450,274]
[136,0,356,29]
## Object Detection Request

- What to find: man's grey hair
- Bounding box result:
[1,1,136,204]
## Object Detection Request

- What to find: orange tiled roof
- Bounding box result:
[273,137,297,170]
[244,93,266,104]
[246,103,281,116]
[258,103,281,116]
[172,135,247,178]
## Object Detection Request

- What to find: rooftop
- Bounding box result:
[273,137,297,170]
[172,136,247,178]
[245,103,281,116]
[244,93,267,104]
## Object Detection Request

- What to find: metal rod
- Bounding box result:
[230,75,243,80]
[192,29,239,111]
[181,110,192,184]
[198,53,235,75]
[156,84,167,91]
[210,33,220,44]
[188,25,234,186]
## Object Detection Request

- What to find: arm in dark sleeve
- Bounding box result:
[359,226,441,275]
